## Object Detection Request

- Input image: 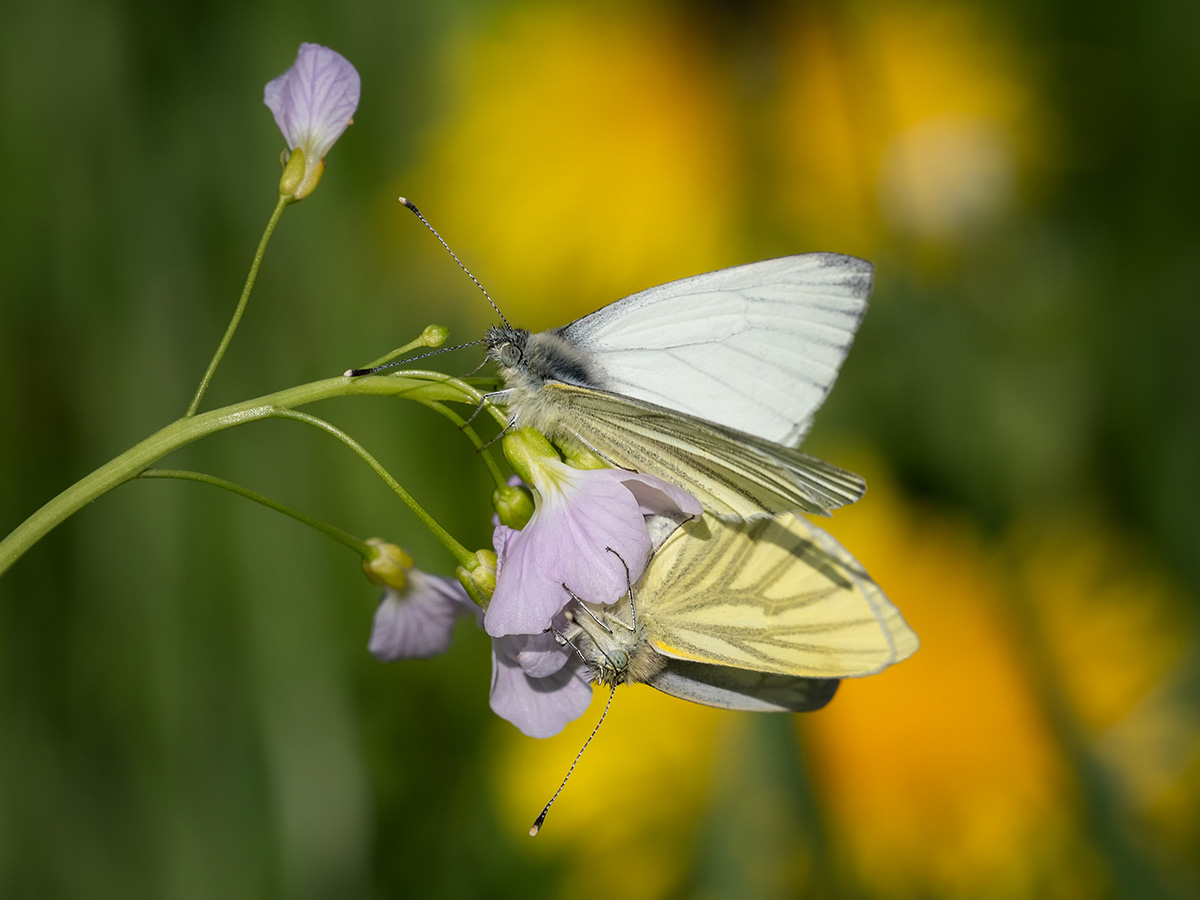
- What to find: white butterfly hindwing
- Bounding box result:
[540,382,865,518]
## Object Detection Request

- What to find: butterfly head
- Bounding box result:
[585,642,630,687]
[566,603,664,688]
[485,324,529,371]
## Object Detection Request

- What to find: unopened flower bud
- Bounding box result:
[421,323,450,348]
[278,148,308,198]
[493,483,535,530]
[456,548,498,607]
[557,437,610,471]
[501,428,559,485]
[361,538,414,590]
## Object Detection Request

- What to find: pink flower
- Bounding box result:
[489,630,593,738]
[483,458,701,638]
[368,570,481,661]
[264,43,360,199]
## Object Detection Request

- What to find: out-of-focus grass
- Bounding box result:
[2,0,1198,897]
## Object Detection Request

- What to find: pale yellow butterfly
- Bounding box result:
[563,509,918,710]
[528,510,917,835]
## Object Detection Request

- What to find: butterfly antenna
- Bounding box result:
[345,339,487,377]
[566,588,615,637]
[529,685,616,837]
[398,197,511,330]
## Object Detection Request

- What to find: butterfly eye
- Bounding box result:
[498,343,521,367]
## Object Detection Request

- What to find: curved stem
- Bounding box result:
[0,372,492,577]
[139,468,373,557]
[357,326,448,373]
[421,399,507,489]
[186,194,290,416]
[267,408,475,567]
[399,369,510,429]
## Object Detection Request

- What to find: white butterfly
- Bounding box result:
[561,510,918,712]
[486,254,873,518]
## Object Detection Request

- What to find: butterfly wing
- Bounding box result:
[542,382,865,518]
[647,659,840,712]
[638,513,919,678]
[556,254,872,447]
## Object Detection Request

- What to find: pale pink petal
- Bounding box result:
[485,467,654,637]
[490,637,593,738]
[368,571,479,661]
[619,472,703,518]
[513,628,572,679]
[264,43,360,160]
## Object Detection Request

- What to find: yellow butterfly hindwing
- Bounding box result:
[635,513,918,679]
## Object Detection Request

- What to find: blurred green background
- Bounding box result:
[2,0,1198,897]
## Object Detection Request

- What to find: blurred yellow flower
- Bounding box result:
[411,5,741,327]
[1016,522,1199,846]
[808,466,1074,897]
[492,685,725,900]
[807,459,1198,897]
[1017,523,1190,734]
[408,1,1041,336]
[772,4,1041,251]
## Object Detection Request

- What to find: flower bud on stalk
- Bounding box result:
[493,483,535,530]
[457,548,498,607]
[361,538,414,590]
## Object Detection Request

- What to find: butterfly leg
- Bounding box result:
[546,618,591,666]
[463,389,507,431]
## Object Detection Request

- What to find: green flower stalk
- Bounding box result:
[0,372,502,577]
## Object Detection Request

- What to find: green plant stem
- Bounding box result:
[421,399,507,489]
[358,329,445,373]
[401,369,510,429]
[267,408,474,567]
[0,372,487,577]
[186,194,290,416]
[139,468,373,557]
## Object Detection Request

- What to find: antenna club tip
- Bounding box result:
[529,811,548,837]
[398,197,419,212]
[345,368,367,378]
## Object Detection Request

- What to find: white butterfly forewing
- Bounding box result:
[556,254,871,447]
